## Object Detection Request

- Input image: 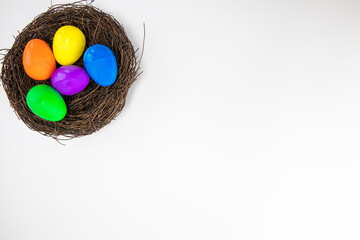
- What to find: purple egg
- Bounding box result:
[51,65,89,95]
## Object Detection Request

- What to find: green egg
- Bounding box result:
[26,85,67,121]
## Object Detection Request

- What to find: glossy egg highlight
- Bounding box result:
[22,39,56,80]
[51,65,89,95]
[83,44,118,86]
[26,85,67,121]
[53,25,86,65]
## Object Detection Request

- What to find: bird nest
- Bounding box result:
[0,1,142,140]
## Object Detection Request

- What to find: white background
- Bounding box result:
[1,0,360,239]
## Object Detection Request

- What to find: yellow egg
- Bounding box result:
[53,25,86,65]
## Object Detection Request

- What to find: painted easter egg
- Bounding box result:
[53,25,86,65]
[51,65,89,95]
[26,85,67,121]
[22,39,56,80]
[83,44,118,86]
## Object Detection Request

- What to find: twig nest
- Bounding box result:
[1,1,140,139]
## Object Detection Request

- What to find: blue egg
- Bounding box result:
[83,44,118,86]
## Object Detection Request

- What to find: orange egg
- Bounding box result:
[23,39,56,80]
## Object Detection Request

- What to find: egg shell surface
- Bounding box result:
[51,65,89,95]
[53,25,86,65]
[23,39,56,80]
[26,85,67,121]
[83,44,118,87]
